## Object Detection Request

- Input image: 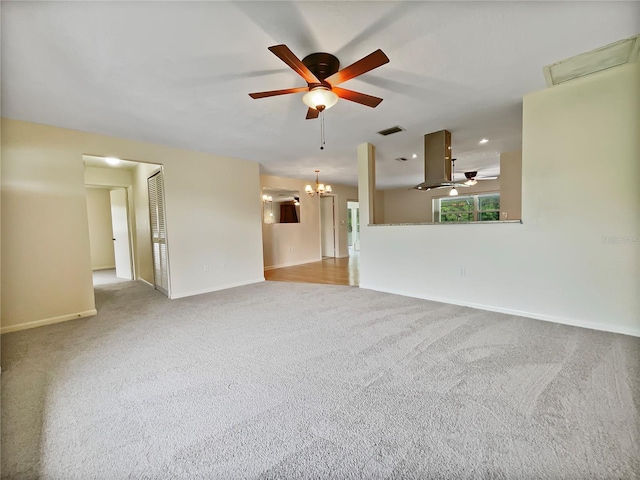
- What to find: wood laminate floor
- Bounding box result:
[264,251,359,286]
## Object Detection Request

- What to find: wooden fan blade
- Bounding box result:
[333,87,383,108]
[268,44,320,84]
[306,107,319,120]
[249,86,309,99]
[325,49,389,86]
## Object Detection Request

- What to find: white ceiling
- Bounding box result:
[2,2,639,188]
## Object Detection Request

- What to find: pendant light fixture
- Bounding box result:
[305,170,332,197]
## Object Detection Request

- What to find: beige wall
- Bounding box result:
[372,191,385,224]
[85,187,115,270]
[85,166,133,187]
[500,150,522,220]
[381,179,501,224]
[1,119,264,332]
[358,62,640,336]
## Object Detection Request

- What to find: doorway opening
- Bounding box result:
[347,200,360,255]
[83,155,170,297]
[85,185,134,286]
[320,195,337,258]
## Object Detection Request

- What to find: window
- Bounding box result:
[437,193,500,222]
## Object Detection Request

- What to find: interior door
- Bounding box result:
[320,196,336,257]
[148,171,169,296]
[109,188,133,280]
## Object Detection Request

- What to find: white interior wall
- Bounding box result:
[358,63,639,337]
[85,187,115,270]
[1,119,264,332]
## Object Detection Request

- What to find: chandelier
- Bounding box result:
[305,170,332,197]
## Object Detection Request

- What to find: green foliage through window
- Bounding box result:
[438,193,500,222]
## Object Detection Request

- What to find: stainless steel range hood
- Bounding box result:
[413,129,465,191]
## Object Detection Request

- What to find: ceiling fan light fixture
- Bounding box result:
[465,179,477,186]
[302,88,339,111]
[449,187,459,196]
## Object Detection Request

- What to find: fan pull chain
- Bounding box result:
[320,110,326,150]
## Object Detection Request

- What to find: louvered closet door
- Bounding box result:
[148,171,169,296]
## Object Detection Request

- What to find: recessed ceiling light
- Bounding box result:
[105,157,121,165]
[412,153,417,158]
[479,138,489,144]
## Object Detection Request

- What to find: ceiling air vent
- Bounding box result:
[377,125,405,136]
[543,34,639,87]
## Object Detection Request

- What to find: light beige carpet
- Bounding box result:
[2,280,639,479]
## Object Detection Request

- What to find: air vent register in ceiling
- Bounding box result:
[377,125,405,136]
[543,34,639,87]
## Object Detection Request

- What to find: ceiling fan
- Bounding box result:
[461,171,499,186]
[249,44,389,119]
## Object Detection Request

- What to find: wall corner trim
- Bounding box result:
[1,309,98,334]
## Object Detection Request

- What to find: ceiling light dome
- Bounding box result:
[302,87,339,111]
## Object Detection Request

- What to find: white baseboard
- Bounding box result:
[170,278,265,299]
[138,278,154,288]
[264,258,322,270]
[359,283,640,338]
[92,266,115,271]
[1,309,98,334]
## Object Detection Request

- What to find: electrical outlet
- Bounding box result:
[459,267,466,277]
[203,265,209,272]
